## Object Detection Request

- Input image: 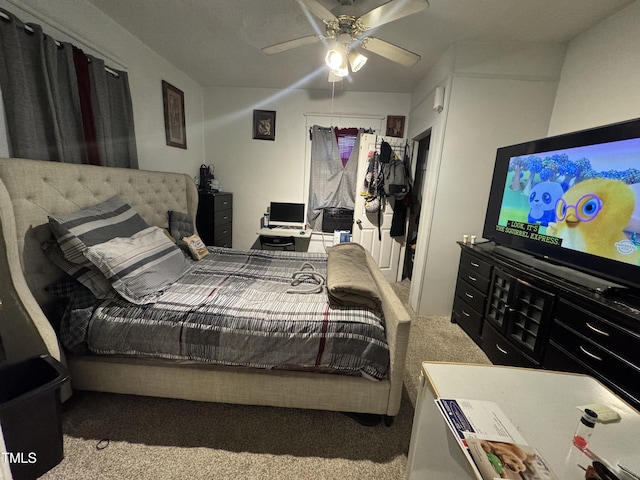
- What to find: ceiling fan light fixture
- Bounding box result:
[336,33,352,48]
[334,52,350,77]
[325,48,344,70]
[325,32,353,70]
[328,70,343,82]
[332,64,349,77]
[348,51,367,72]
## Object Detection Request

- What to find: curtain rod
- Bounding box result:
[0,9,120,77]
[304,112,385,120]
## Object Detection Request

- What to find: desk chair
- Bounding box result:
[259,235,295,251]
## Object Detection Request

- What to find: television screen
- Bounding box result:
[269,202,305,227]
[483,118,640,290]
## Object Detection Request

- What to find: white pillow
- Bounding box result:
[84,226,192,304]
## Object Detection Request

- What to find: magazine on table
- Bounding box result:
[435,398,558,480]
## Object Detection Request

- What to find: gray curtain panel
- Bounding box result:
[307,125,360,230]
[0,8,138,168]
[87,54,138,169]
[0,8,85,163]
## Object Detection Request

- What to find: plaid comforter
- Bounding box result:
[88,247,389,380]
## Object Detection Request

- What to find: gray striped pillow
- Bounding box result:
[49,195,149,264]
[84,226,192,304]
[42,241,114,299]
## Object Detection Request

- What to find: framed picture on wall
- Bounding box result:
[253,110,276,141]
[386,115,405,138]
[162,80,187,149]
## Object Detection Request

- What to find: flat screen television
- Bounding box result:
[483,117,640,292]
[269,202,305,228]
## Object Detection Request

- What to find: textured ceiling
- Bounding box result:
[85,0,635,93]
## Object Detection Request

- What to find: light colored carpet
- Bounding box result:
[391,279,491,403]
[41,280,490,480]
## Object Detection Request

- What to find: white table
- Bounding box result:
[256,227,312,238]
[406,362,640,480]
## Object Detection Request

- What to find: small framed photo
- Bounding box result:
[386,115,405,138]
[162,80,187,149]
[253,110,276,141]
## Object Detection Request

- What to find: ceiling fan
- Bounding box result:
[262,0,429,77]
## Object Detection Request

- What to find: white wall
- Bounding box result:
[549,0,640,135]
[408,43,566,315]
[0,0,205,175]
[203,87,411,249]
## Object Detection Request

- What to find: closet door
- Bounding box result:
[352,133,412,282]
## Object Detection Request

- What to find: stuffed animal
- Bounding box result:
[528,181,565,226]
[548,178,639,265]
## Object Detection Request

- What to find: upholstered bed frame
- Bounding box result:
[0,157,411,417]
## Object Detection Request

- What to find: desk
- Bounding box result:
[256,227,312,238]
[406,362,640,480]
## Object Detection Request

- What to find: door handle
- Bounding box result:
[356,219,363,229]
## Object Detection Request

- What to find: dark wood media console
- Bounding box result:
[452,241,640,410]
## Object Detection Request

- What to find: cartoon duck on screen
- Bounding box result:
[548,178,639,264]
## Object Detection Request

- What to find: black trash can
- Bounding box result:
[0,355,69,480]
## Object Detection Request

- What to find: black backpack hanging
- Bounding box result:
[376,141,393,241]
[379,140,392,164]
[389,143,413,237]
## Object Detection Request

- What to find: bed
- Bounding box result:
[0,157,411,419]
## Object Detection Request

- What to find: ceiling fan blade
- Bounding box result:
[294,0,338,24]
[262,35,322,55]
[360,37,421,67]
[358,0,429,30]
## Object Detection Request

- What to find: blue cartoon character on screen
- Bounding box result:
[528,181,565,226]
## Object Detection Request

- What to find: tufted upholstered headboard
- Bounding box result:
[0,157,199,317]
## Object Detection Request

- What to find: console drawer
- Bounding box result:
[459,250,493,279]
[452,294,483,344]
[543,342,589,375]
[454,279,486,315]
[554,300,640,367]
[482,322,538,368]
[458,264,490,293]
[550,321,640,403]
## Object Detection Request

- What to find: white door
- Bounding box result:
[352,133,412,282]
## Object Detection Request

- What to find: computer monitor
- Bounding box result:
[269,202,305,228]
